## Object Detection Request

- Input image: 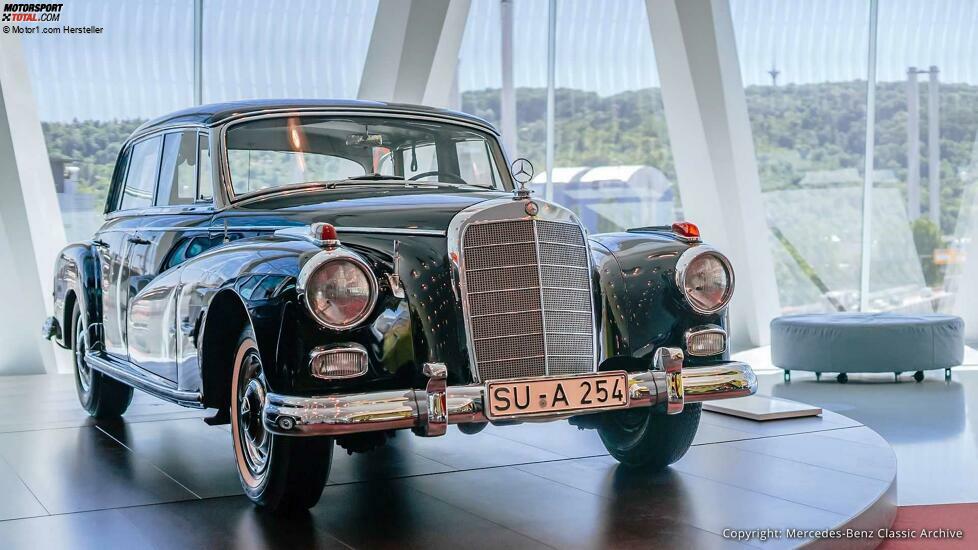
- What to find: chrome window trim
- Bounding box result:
[674,245,736,315]
[309,344,369,380]
[447,197,598,382]
[296,246,379,331]
[217,110,514,206]
[684,324,727,357]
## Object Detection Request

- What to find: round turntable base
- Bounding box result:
[0,373,897,550]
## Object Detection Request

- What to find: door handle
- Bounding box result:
[128,236,151,245]
[92,239,109,249]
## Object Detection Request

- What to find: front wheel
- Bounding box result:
[597,403,701,469]
[230,329,333,512]
[72,302,132,418]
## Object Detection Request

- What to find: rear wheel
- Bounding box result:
[597,403,701,470]
[72,303,132,418]
[230,328,333,512]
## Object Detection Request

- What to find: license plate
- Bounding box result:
[485,372,629,419]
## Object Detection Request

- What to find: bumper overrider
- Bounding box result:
[262,347,756,437]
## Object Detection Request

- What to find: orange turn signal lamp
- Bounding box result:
[671,221,700,240]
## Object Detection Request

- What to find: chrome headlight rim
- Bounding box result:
[297,248,379,331]
[674,245,735,315]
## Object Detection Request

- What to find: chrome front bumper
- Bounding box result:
[262,347,756,437]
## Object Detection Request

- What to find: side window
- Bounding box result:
[105,146,131,213]
[156,131,198,206]
[120,136,162,211]
[197,134,213,201]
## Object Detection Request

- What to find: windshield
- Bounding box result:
[224,115,505,196]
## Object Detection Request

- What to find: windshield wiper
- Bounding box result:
[346,173,406,181]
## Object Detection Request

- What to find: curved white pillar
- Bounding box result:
[0,34,66,374]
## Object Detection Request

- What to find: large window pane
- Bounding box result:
[732,0,871,313]
[458,0,549,181]
[23,0,194,241]
[548,0,678,233]
[459,0,678,234]
[872,0,978,314]
[202,0,377,102]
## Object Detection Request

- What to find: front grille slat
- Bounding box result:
[462,217,595,381]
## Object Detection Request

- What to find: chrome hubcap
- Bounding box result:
[237,351,270,475]
[75,321,92,392]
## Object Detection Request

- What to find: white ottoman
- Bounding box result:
[771,313,965,383]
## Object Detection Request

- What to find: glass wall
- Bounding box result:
[872,0,978,315]
[457,0,679,234]
[732,0,872,314]
[550,0,677,233]
[23,0,194,241]
[733,0,978,319]
[457,0,548,180]
[22,0,376,243]
[202,0,377,102]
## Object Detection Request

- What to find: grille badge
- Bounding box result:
[525,201,539,216]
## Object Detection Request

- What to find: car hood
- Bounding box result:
[233,186,511,232]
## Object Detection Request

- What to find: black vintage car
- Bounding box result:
[44,100,755,511]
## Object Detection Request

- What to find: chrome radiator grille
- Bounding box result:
[462,218,595,381]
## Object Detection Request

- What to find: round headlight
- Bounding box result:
[675,247,734,314]
[299,252,377,329]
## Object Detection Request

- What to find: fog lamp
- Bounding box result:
[310,346,369,380]
[684,325,727,356]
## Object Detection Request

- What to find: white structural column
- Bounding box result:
[645,0,781,349]
[358,0,471,107]
[0,35,67,374]
[499,0,517,156]
[953,165,978,342]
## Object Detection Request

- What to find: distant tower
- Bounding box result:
[768,62,780,86]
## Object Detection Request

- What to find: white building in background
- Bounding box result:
[530,165,678,233]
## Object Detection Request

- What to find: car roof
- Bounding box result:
[132,99,499,137]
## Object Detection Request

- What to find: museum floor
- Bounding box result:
[0,358,976,549]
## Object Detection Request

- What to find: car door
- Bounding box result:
[127,130,214,383]
[98,135,162,358]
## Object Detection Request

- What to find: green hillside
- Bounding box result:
[42,81,978,234]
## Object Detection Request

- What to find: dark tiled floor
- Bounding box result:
[0,374,896,549]
[750,365,978,506]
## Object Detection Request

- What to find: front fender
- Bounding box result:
[590,231,726,363]
[52,241,103,349]
[171,237,310,396]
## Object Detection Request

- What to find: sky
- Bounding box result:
[18,0,978,122]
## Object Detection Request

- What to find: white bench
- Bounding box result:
[771,313,964,383]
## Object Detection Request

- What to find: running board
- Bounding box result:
[84,353,204,408]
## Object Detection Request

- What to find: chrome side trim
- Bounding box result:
[263,353,757,437]
[275,225,446,242]
[85,353,204,408]
[335,226,447,237]
[674,245,736,315]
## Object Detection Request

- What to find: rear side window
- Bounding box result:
[156,131,198,206]
[120,137,162,211]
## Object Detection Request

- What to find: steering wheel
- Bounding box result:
[408,171,468,185]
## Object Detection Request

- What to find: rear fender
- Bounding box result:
[52,242,103,349]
